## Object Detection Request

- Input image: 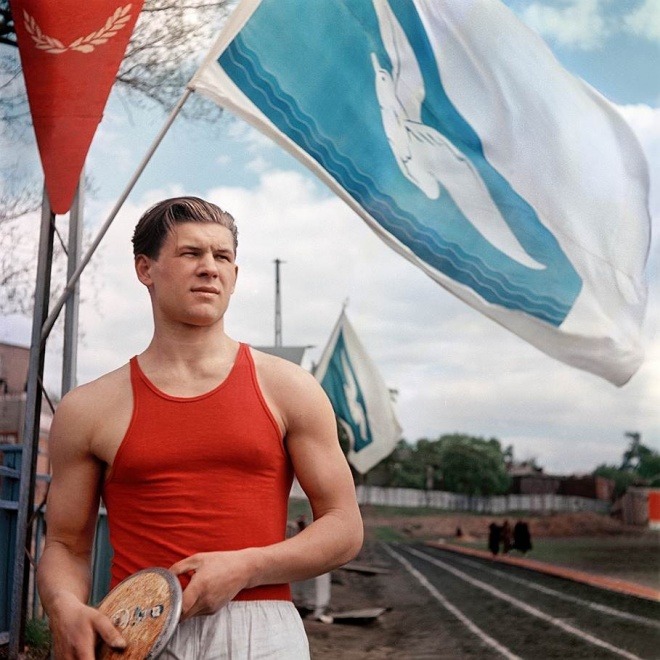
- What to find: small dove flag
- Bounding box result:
[190,0,651,386]
[314,311,402,474]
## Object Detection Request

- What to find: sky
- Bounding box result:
[1,0,659,475]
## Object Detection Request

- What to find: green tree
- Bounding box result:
[378,439,426,488]
[435,434,510,496]
[593,432,660,496]
[593,464,638,499]
[637,447,660,485]
[375,433,511,495]
[620,431,642,471]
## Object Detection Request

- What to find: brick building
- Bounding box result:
[0,341,52,501]
[507,461,614,502]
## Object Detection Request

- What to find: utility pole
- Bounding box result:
[274,258,285,347]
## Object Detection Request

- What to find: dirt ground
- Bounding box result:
[6,511,648,659]
[303,511,651,659]
[303,540,449,659]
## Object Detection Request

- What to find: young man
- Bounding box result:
[37,197,363,658]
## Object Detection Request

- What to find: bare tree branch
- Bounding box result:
[0,0,233,315]
[0,4,16,47]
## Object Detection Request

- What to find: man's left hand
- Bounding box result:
[170,550,257,619]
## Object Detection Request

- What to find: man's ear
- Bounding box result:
[231,264,239,294]
[135,254,153,287]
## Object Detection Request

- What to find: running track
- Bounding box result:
[384,543,660,659]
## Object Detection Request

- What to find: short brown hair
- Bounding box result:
[132,196,238,259]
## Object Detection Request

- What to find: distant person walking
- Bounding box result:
[488,522,501,556]
[513,520,533,554]
[501,519,512,554]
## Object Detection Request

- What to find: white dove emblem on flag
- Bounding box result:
[340,351,371,449]
[371,0,543,270]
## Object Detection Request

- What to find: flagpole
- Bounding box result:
[312,305,346,383]
[10,188,55,657]
[61,170,84,395]
[40,88,193,343]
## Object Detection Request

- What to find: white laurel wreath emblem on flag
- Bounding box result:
[23,4,133,54]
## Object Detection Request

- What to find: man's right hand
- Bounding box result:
[48,593,126,659]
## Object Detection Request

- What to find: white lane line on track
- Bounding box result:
[446,553,660,629]
[405,546,642,660]
[384,544,522,660]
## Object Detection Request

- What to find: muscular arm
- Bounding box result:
[171,359,363,618]
[251,367,363,578]
[37,390,126,658]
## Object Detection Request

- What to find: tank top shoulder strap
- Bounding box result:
[128,355,143,389]
[237,342,261,384]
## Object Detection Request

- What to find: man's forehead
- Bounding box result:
[168,222,234,249]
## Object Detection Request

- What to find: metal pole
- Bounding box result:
[9,190,55,656]
[62,172,84,395]
[40,88,193,343]
[274,258,284,347]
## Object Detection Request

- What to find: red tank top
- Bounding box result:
[102,344,293,601]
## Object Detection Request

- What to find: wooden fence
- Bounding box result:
[291,481,610,515]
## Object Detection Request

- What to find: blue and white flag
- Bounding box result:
[313,311,402,474]
[190,0,651,386]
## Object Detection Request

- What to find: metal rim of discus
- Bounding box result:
[97,567,183,659]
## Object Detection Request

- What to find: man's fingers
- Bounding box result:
[180,594,199,620]
[92,610,127,650]
[170,555,200,575]
[179,577,202,620]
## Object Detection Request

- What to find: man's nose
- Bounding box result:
[196,252,219,276]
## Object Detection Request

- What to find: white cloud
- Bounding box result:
[0,314,32,348]
[245,155,273,173]
[225,118,277,153]
[521,0,609,50]
[625,0,660,42]
[519,0,660,49]
[58,143,659,477]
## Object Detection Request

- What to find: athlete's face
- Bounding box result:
[135,222,238,328]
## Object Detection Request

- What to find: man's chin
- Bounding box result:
[182,314,223,328]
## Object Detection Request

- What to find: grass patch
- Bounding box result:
[25,618,51,649]
[288,498,313,520]
[526,535,660,588]
[373,526,408,542]
[458,534,660,589]
[359,504,469,518]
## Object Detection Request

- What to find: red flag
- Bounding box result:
[10,1,143,214]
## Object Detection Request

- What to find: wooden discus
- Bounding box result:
[96,567,182,660]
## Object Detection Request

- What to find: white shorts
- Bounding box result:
[160,600,310,659]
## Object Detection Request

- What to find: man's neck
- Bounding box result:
[138,322,240,394]
[148,322,230,358]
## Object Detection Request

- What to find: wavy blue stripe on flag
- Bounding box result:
[314,311,402,474]
[189,0,651,386]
